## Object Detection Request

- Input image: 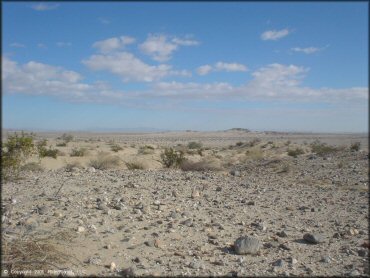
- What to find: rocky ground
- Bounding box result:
[1,131,369,277]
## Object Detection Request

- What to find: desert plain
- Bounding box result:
[1,129,369,277]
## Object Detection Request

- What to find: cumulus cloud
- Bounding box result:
[3,57,367,107]
[82,52,190,82]
[92,36,136,53]
[261,29,290,41]
[291,46,326,54]
[31,3,59,11]
[197,62,248,75]
[139,34,199,62]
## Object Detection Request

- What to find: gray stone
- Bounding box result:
[233,236,261,255]
[303,233,325,244]
[230,170,241,177]
[273,259,284,267]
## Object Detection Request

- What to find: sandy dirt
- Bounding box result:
[1,130,369,277]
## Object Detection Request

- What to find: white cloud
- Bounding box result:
[10,43,25,48]
[98,17,110,25]
[197,62,248,75]
[82,52,190,82]
[31,3,59,11]
[139,34,199,62]
[4,57,367,108]
[197,65,213,75]
[261,29,290,41]
[56,42,72,47]
[37,43,47,49]
[291,46,323,54]
[92,36,136,53]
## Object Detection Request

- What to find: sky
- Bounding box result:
[2,2,369,132]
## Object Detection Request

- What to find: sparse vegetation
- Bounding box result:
[160,147,185,168]
[110,144,123,152]
[245,148,263,160]
[350,142,361,152]
[65,161,82,172]
[37,141,59,159]
[59,133,74,143]
[70,147,88,157]
[138,145,155,155]
[180,159,221,172]
[20,162,44,172]
[247,138,261,147]
[2,132,36,181]
[310,140,339,156]
[287,147,305,158]
[56,142,67,147]
[187,141,203,149]
[89,152,121,170]
[125,161,145,170]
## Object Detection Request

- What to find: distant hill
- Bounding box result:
[226,128,251,132]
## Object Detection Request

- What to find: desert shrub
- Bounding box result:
[111,144,123,152]
[160,147,185,168]
[350,142,361,152]
[20,162,44,172]
[64,161,82,172]
[287,148,305,158]
[245,148,263,160]
[2,132,36,181]
[138,145,155,155]
[89,152,121,170]
[125,161,145,170]
[235,141,244,147]
[247,138,261,147]
[180,159,221,172]
[310,140,338,156]
[56,142,67,147]
[187,141,203,149]
[70,147,88,157]
[59,133,74,143]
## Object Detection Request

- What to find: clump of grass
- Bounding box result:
[245,148,264,160]
[89,152,121,170]
[110,144,123,152]
[287,147,305,158]
[160,147,185,168]
[125,161,145,170]
[20,162,44,172]
[138,145,155,155]
[310,140,339,156]
[247,138,261,147]
[187,141,203,149]
[70,147,88,157]
[350,142,361,152]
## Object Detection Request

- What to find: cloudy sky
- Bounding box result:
[2,2,368,132]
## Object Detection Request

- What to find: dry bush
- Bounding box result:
[187,141,203,149]
[20,162,44,172]
[1,229,79,275]
[70,147,88,157]
[89,152,121,170]
[138,145,155,155]
[350,142,361,152]
[160,148,185,168]
[245,148,264,160]
[125,161,145,170]
[310,140,339,156]
[110,144,123,152]
[64,161,82,172]
[287,147,305,158]
[180,159,222,172]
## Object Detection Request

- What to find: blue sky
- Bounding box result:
[2,2,368,132]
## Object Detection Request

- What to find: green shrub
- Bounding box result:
[187,141,203,149]
[111,144,123,152]
[125,162,145,170]
[160,147,185,168]
[59,133,74,143]
[89,152,121,170]
[36,140,59,158]
[2,132,36,181]
[70,147,88,157]
[310,140,338,156]
[350,142,361,152]
[287,148,305,158]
